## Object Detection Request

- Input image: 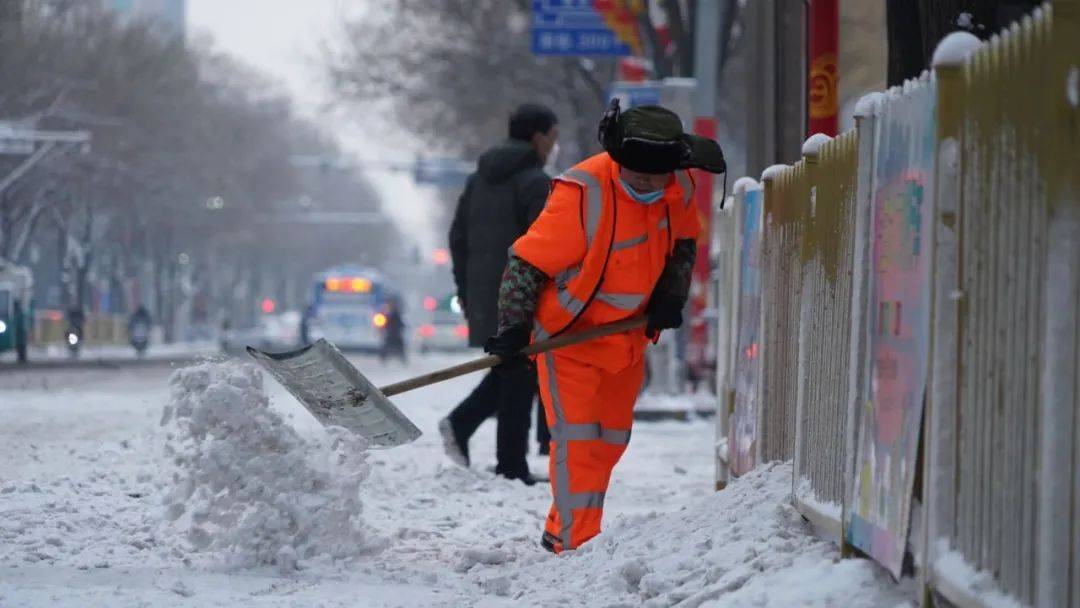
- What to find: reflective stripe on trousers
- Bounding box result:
[538,353,643,552]
[543,351,576,550]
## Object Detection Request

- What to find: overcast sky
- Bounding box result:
[186,0,441,252]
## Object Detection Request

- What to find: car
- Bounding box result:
[416,294,470,353]
[220,311,301,354]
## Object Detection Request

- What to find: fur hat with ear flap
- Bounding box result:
[598,99,726,175]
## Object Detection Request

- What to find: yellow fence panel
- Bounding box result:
[791,130,860,540]
[759,162,807,464]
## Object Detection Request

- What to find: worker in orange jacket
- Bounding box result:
[483,100,726,553]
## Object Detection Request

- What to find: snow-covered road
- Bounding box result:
[0,354,913,607]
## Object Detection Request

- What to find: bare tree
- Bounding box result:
[1,0,395,338]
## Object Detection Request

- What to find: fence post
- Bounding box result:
[756,173,773,468]
[843,98,877,558]
[791,149,816,508]
[1037,1,1080,604]
[922,35,968,604]
[714,194,739,491]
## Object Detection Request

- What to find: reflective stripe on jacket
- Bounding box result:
[510,153,699,364]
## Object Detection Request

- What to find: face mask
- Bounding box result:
[543,142,560,174]
[619,176,665,204]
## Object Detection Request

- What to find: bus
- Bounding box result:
[304,265,394,351]
[0,259,32,363]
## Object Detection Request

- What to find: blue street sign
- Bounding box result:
[607,81,663,108]
[531,0,632,56]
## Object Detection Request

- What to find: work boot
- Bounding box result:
[540,531,560,554]
[438,417,469,467]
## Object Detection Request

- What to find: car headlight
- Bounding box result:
[0,320,7,334]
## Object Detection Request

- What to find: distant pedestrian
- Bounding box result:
[128,305,151,356]
[379,296,407,364]
[440,103,559,485]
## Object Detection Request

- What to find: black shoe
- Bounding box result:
[438,417,469,467]
[496,468,540,486]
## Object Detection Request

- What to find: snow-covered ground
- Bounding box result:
[0,354,914,607]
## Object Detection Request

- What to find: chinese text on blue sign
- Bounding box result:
[532,0,631,56]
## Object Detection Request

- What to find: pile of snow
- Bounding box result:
[932,540,1023,608]
[160,362,387,572]
[459,462,914,607]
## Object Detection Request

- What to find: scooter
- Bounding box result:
[66,325,82,358]
[130,322,149,358]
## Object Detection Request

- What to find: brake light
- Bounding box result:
[423,296,437,311]
[326,277,372,293]
[372,312,388,328]
[418,324,435,338]
[454,324,469,338]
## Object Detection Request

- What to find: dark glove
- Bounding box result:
[645,292,684,340]
[484,324,532,373]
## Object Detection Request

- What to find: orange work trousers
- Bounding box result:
[537,351,645,552]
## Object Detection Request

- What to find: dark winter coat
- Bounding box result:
[449,139,550,347]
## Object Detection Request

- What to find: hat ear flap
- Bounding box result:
[598,98,621,151]
[680,134,727,174]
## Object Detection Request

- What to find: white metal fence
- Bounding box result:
[712,3,1080,604]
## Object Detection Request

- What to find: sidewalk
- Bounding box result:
[0,341,220,368]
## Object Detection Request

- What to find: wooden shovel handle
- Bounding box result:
[379,316,646,397]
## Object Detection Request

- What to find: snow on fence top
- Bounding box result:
[932,31,983,68]
[760,164,789,182]
[801,133,833,157]
[854,92,885,118]
[733,176,761,195]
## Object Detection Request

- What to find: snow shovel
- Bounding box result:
[246,316,647,448]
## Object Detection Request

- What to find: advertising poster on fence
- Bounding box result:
[730,187,763,476]
[846,78,936,578]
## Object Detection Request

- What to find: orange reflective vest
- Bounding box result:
[511,153,697,342]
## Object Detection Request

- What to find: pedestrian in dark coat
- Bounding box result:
[440,104,558,485]
[379,296,407,364]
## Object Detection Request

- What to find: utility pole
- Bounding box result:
[688,0,722,378]
[745,0,806,176]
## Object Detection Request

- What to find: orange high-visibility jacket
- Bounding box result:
[511,153,701,371]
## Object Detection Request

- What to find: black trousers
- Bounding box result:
[448,366,536,476]
[536,395,551,446]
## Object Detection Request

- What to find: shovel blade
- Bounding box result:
[247,339,422,448]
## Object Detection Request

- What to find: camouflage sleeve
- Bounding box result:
[497,255,549,332]
[653,239,697,302]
